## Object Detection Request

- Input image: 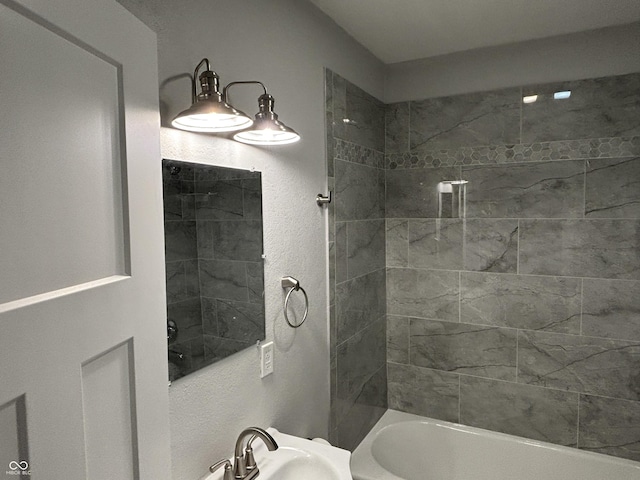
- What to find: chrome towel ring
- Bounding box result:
[281,276,309,328]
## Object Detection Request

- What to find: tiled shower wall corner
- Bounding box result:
[385,73,640,461]
[326,69,388,450]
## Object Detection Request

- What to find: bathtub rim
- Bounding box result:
[350,408,640,480]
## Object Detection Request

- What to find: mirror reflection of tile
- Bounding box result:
[162,159,265,382]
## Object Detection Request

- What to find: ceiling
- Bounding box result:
[309,0,640,64]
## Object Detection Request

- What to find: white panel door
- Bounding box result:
[0,0,170,478]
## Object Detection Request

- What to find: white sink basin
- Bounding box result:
[199,428,352,480]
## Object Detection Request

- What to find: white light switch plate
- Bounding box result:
[260,341,274,378]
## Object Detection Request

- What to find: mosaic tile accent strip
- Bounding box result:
[335,138,384,169]
[385,136,640,169]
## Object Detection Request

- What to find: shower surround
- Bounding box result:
[327,69,640,460]
[326,70,388,450]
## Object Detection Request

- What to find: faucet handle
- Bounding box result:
[244,435,258,471]
[209,458,233,480]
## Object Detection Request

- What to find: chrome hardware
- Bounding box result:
[209,458,233,480]
[168,349,184,360]
[244,435,258,472]
[316,191,331,206]
[281,276,299,290]
[167,319,178,342]
[281,276,309,328]
[232,427,278,480]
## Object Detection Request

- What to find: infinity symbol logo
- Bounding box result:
[8,461,29,471]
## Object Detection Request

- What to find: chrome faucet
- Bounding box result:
[232,427,278,480]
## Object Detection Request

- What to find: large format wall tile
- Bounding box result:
[388,363,459,421]
[519,219,640,279]
[386,167,461,218]
[165,261,186,304]
[335,222,348,284]
[206,220,263,261]
[199,259,248,302]
[522,73,640,143]
[165,259,200,305]
[582,279,640,341]
[336,269,386,342]
[386,219,408,267]
[335,159,385,221]
[167,298,203,341]
[344,82,385,152]
[387,268,458,320]
[385,102,410,154]
[336,319,386,422]
[387,315,409,364]
[216,299,264,344]
[410,88,521,150]
[518,331,640,400]
[194,181,244,220]
[336,365,387,451]
[460,273,581,333]
[585,157,640,218]
[459,376,579,446]
[408,219,463,270]
[410,318,517,380]
[245,262,264,304]
[164,221,197,262]
[347,220,385,279]
[404,219,517,272]
[464,219,518,273]
[579,394,640,461]
[332,73,385,152]
[463,161,585,218]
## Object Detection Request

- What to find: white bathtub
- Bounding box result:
[351,410,640,480]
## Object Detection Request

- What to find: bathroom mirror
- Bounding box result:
[162,159,265,382]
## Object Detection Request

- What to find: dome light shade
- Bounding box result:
[171,100,253,133]
[233,94,300,146]
[171,58,253,133]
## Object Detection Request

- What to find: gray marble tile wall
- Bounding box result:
[326,69,387,450]
[163,160,264,382]
[384,72,640,462]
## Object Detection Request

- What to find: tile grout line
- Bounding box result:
[515,330,519,383]
[516,219,520,275]
[458,270,462,323]
[576,395,581,449]
[580,278,584,336]
[583,160,587,219]
[519,86,523,144]
[406,317,411,369]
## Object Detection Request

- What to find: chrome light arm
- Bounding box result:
[222,81,267,103]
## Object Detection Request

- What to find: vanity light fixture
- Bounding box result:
[172,58,300,145]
